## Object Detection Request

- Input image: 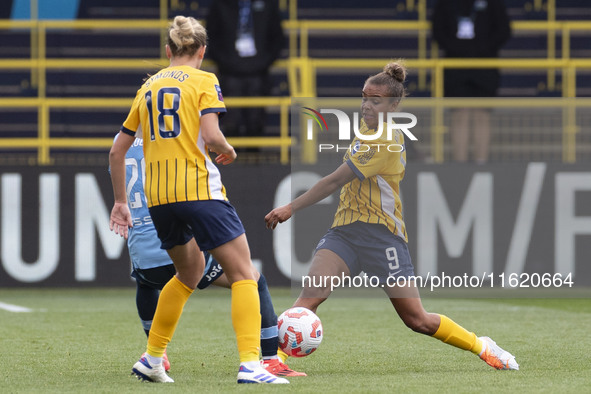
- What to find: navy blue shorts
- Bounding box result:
[149,200,245,251]
[131,252,224,291]
[315,221,415,283]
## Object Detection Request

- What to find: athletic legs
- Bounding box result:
[292,249,351,312]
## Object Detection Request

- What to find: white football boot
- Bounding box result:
[237,364,289,384]
[132,355,174,383]
[479,336,519,370]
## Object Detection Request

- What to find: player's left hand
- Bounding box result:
[215,149,236,165]
[110,202,132,239]
[265,204,292,229]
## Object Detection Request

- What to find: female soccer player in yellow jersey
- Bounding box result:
[109,16,288,384]
[265,62,519,371]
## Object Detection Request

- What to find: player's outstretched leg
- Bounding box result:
[432,315,519,370]
[431,314,519,370]
[132,355,174,383]
[389,294,519,371]
[478,337,519,370]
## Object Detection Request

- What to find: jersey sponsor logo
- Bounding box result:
[132,215,153,227]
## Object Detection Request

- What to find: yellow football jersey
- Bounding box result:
[331,119,408,241]
[121,65,227,207]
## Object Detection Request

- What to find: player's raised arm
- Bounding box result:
[265,162,356,229]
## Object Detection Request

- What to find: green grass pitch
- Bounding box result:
[1,288,590,393]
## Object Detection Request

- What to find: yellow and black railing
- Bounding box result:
[0,9,590,164]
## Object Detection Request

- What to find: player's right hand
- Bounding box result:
[214,148,237,165]
[110,202,133,239]
[211,143,237,165]
[265,204,292,229]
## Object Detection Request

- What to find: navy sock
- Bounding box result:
[258,274,279,359]
[135,281,160,338]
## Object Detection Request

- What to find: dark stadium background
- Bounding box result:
[1,0,590,289]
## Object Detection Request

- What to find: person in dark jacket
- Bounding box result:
[432,0,512,163]
[206,0,285,140]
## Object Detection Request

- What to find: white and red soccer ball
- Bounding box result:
[278,307,323,357]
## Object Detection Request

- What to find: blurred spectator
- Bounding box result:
[431,0,511,163]
[206,0,285,141]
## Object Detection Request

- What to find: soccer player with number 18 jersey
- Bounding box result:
[121,136,304,377]
[109,16,287,384]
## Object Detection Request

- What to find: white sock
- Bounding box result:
[241,361,260,371]
[146,353,162,366]
[262,355,279,361]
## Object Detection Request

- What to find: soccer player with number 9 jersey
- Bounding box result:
[265,61,519,372]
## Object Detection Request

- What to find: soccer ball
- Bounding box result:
[278,307,323,357]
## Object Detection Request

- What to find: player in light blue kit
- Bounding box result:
[122,136,304,377]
